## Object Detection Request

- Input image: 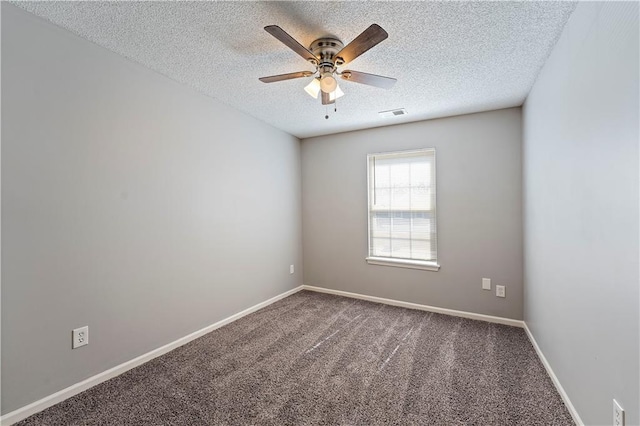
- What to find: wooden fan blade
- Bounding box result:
[259,71,314,83]
[321,91,335,105]
[334,24,388,66]
[265,25,319,63]
[341,70,397,89]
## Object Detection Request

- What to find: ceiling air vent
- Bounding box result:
[379,108,407,118]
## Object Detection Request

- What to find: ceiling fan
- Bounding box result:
[259,24,397,106]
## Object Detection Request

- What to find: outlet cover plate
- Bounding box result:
[614,399,625,426]
[290,265,294,274]
[72,326,89,349]
[496,285,506,298]
[482,278,491,290]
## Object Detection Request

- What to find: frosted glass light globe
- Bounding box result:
[320,73,338,93]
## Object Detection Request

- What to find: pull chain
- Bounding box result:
[323,96,337,119]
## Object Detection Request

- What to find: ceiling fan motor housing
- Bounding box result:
[309,38,344,73]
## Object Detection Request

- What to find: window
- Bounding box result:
[366,149,439,271]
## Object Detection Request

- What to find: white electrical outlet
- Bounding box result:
[613,399,625,426]
[496,285,506,298]
[482,278,491,290]
[72,326,89,349]
[289,264,294,274]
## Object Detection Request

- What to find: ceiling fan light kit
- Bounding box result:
[260,24,397,113]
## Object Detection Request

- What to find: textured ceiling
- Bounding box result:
[14,1,576,139]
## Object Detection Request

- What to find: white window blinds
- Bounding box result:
[367,149,437,267]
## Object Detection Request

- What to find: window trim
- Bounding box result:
[365,256,440,271]
[366,148,439,271]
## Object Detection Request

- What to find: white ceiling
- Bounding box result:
[14,1,576,139]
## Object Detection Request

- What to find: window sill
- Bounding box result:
[365,257,440,271]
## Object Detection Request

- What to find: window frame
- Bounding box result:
[365,148,440,271]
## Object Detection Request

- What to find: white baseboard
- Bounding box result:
[523,323,583,426]
[0,285,304,426]
[301,285,524,328]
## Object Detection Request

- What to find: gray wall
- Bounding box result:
[523,2,639,425]
[302,108,523,320]
[1,4,302,414]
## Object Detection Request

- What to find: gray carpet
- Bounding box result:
[17,290,574,425]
